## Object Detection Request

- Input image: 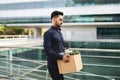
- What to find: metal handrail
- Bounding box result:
[0,46,43,49]
[0,46,120,53]
[0,35,29,39]
[82,55,120,59]
[0,46,120,80]
[70,48,120,53]
[65,39,120,42]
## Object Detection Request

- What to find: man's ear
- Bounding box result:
[53,17,57,22]
[53,17,56,20]
[51,18,54,22]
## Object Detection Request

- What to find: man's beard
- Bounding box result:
[57,23,62,27]
[56,23,61,27]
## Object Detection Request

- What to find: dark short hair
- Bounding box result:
[51,11,63,19]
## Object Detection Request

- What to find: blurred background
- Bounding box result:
[0,0,120,80]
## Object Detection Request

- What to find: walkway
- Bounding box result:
[0,38,43,51]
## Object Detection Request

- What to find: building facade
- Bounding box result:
[0,0,120,40]
[0,1,120,80]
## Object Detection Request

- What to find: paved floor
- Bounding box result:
[0,38,43,51]
[0,78,8,80]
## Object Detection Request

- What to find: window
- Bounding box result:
[97,27,120,39]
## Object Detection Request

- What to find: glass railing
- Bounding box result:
[0,41,120,80]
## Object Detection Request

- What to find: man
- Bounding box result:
[44,11,70,80]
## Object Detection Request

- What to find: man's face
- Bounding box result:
[54,15,63,27]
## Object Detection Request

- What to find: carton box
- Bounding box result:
[57,53,83,74]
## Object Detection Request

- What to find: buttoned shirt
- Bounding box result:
[44,26,64,62]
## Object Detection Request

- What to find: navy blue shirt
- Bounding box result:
[44,26,64,62]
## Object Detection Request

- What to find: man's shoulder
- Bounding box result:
[44,27,53,35]
[46,27,53,33]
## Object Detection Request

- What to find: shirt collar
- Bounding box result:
[52,26,61,31]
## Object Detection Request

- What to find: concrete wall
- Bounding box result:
[33,27,42,38]
[62,26,97,41]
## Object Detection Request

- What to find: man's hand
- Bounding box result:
[62,54,70,62]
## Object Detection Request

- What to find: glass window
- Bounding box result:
[0,14,119,24]
[0,0,120,10]
[97,27,120,39]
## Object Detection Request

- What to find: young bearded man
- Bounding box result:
[44,11,70,80]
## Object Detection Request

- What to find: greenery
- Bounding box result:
[72,50,80,55]
[0,24,27,35]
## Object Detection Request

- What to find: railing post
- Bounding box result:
[46,69,49,80]
[9,48,13,80]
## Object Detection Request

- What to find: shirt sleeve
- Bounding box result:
[43,31,63,60]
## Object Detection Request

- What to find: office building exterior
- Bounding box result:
[0,0,119,40]
[0,0,120,80]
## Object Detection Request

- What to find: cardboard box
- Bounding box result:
[57,54,83,74]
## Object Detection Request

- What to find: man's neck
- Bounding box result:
[52,23,56,27]
[52,22,61,29]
